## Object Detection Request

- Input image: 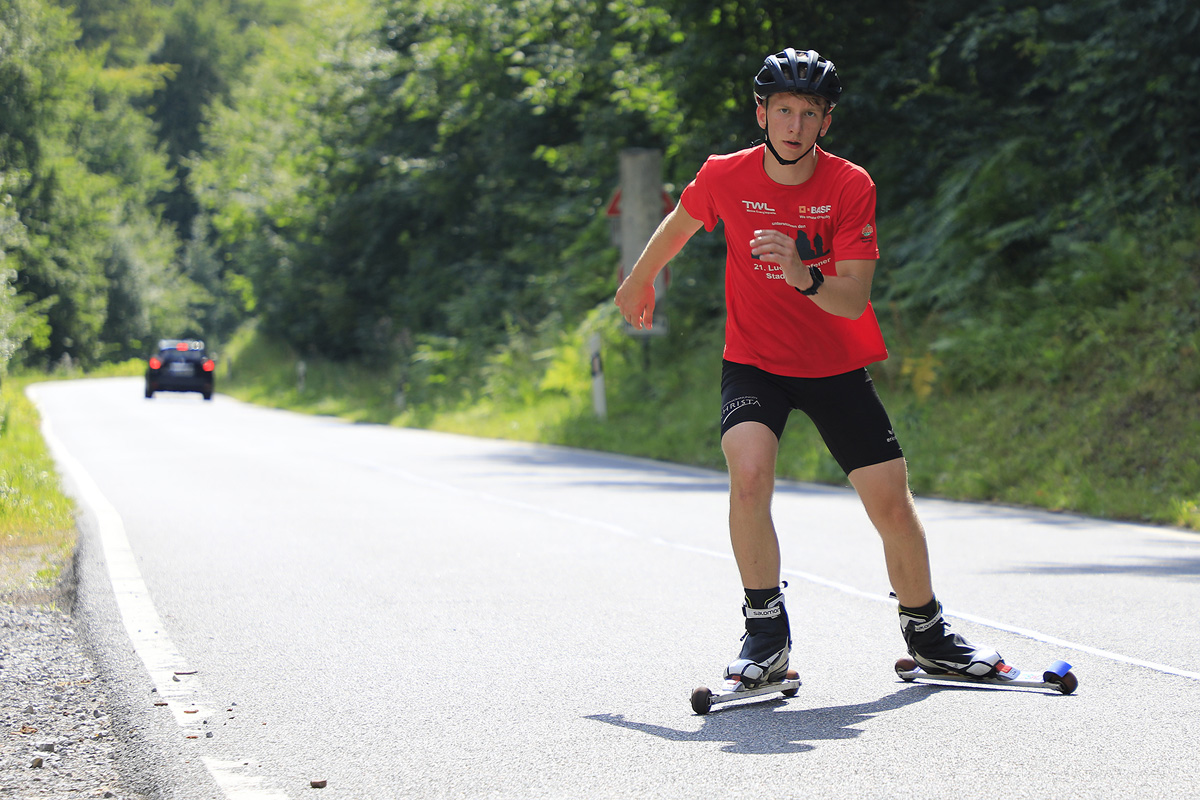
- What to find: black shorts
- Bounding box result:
[719,360,903,475]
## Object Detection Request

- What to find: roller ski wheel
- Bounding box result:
[690,669,801,715]
[895,657,1078,695]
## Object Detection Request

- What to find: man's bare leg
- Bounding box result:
[722,421,782,590]
[848,457,933,608]
[719,421,792,685]
[849,457,1002,676]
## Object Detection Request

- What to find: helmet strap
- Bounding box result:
[764,129,816,166]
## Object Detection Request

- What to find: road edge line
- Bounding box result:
[30,387,291,800]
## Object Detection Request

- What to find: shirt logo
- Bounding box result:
[862,223,874,237]
[799,204,833,215]
[742,200,776,213]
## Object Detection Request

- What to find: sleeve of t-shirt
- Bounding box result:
[680,158,720,232]
[833,170,880,261]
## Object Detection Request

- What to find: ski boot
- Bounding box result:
[724,586,792,690]
[898,597,1003,678]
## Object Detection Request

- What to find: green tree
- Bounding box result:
[70,0,163,66]
[191,0,378,352]
[147,0,300,236]
[2,0,199,366]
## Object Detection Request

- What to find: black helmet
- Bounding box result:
[754,48,842,109]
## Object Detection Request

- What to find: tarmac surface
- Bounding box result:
[22,377,1200,799]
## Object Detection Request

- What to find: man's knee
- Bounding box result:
[875,491,920,533]
[723,423,778,506]
[850,459,920,531]
[729,461,775,507]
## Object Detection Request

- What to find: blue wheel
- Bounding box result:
[1042,662,1078,695]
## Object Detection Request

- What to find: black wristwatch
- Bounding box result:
[797,266,824,296]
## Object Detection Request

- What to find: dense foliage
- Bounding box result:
[3,0,1198,391]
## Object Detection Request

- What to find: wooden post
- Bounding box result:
[619,148,667,301]
[619,148,669,341]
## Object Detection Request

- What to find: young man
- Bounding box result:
[614,48,1002,688]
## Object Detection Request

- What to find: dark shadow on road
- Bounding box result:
[998,556,1200,580]
[586,684,938,754]
[462,447,850,498]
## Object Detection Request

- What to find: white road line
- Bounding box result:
[945,610,1200,680]
[379,463,1200,682]
[35,406,290,800]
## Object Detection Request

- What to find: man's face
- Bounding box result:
[756,93,833,159]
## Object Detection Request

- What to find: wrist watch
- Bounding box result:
[797,266,824,296]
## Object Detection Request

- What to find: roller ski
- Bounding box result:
[691,669,801,715]
[691,587,802,715]
[893,596,1078,695]
[894,656,1078,694]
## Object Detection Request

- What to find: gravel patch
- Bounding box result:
[0,601,147,800]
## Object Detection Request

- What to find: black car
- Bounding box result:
[145,339,215,400]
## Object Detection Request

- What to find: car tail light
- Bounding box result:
[149,357,162,370]
[202,359,215,372]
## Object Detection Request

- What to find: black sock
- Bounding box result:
[744,587,781,609]
[898,596,939,619]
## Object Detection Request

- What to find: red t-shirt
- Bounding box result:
[680,144,887,378]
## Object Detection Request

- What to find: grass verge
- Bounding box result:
[0,375,77,605]
[0,360,142,605]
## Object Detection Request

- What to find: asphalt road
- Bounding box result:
[29,377,1200,800]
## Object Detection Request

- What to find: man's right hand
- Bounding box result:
[611,201,702,330]
[614,276,656,330]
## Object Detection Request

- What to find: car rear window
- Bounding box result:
[156,340,207,359]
